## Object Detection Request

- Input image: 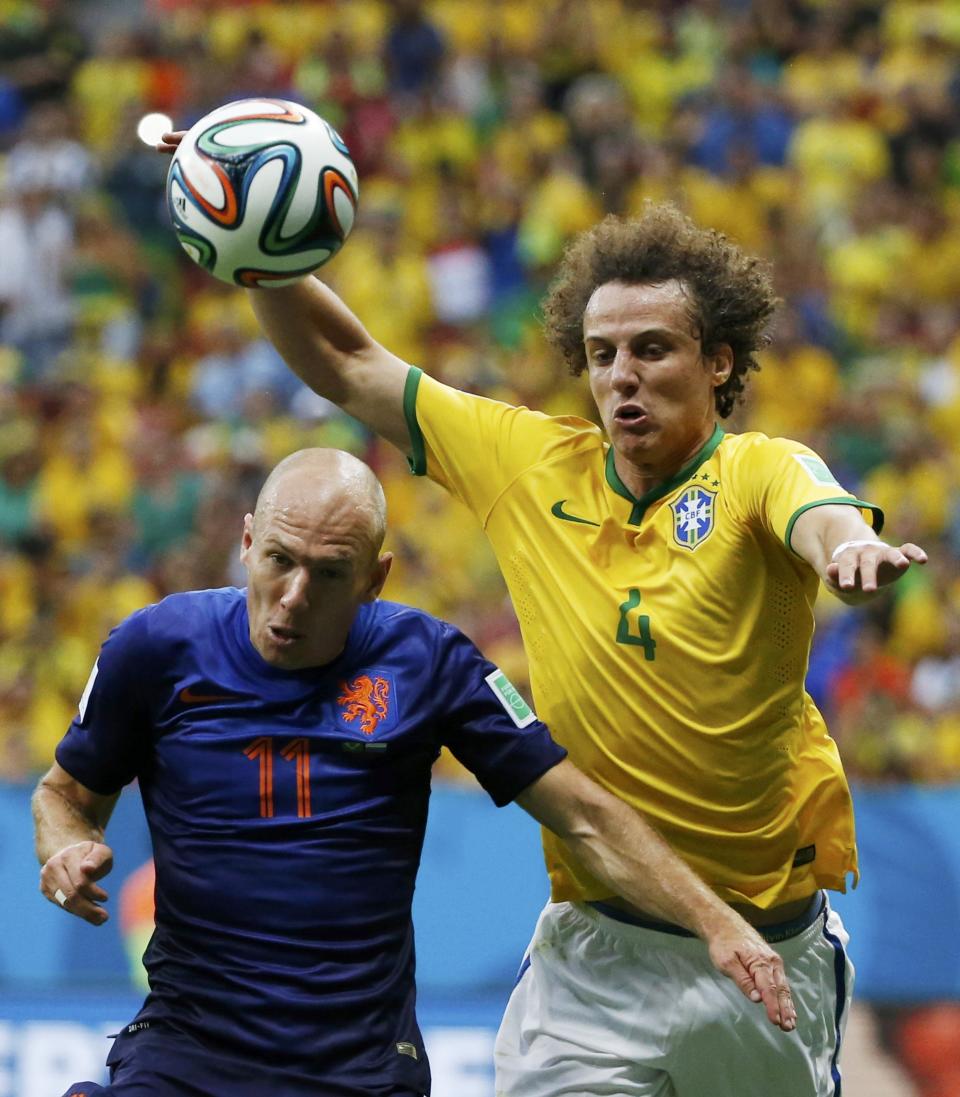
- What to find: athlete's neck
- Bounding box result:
[613,422,717,499]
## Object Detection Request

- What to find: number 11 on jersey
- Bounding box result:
[243,737,312,818]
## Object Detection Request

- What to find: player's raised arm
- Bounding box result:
[515,759,797,1033]
[158,128,411,452]
[33,761,119,925]
[247,277,412,452]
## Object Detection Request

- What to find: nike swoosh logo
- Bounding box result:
[178,687,238,704]
[550,500,600,527]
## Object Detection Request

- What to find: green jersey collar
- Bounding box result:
[605,423,725,526]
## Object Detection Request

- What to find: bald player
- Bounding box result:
[34,448,794,1097]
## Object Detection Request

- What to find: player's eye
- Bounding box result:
[269,552,291,567]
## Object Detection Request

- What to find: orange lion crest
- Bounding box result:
[338,675,391,735]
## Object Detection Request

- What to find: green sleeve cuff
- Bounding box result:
[403,366,427,476]
[784,497,885,556]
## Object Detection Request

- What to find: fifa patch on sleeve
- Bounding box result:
[793,453,840,487]
[78,660,99,723]
[484,669,536,728]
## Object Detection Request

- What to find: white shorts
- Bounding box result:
[494,897,853,1097]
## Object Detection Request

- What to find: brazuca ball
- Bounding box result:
[166,98,358,287]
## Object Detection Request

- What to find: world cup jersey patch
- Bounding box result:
[671,486,717,551]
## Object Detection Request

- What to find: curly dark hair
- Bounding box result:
[541,203,779,418]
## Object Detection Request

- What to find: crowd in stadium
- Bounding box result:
[0,0,959,800]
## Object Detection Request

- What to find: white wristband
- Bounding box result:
[830,539,883,563]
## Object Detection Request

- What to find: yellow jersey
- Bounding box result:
[404,368,883,909]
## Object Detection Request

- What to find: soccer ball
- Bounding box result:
[166,98,358,287]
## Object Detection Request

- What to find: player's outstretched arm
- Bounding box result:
[247,276,411,451]
[791,503,927,603]
[516,759,797,1032]
[32,762,119,925]
[158,130,411,452]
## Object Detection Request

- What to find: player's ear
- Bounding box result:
[363,552,393,602]
[240,513,254,561]
[706,344,733,387]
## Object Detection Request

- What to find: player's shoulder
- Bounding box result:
[113,586,243,648]
[717,430,820,467]
[719,429,812,454]
[422,372,602,450]
[142,585,242,624]
[365,599,481,658]
[367,598,458,641]
[538,413,606,454]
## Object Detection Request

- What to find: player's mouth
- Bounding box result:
[613,403,650,430]
[269,624,303,646]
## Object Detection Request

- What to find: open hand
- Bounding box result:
[827,540,927,594]
[707,922,797,1032]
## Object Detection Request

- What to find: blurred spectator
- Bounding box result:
[687,62,794,176]
[563,73,638,196]
[36,416,133,553]
[102,102,176,243]
[0,176,74,378]
[749,304,842,438]
[69,29,150,154]
[911,615,960,714]
[517,146,602,270]
[788,89,890,224]
[383,0,446,103]
[0,418,44,542]
[328,192,434,363]
[294,29,396,177]
[227,27,293,101]
[425,175,492,328]
[128,417,203,567]
[0,671,40,782]
[0,0,86,126]
[782,13,865,117]
[535,0,601,112]
[189,322,309,421]
[5,100,95,198]
[830,622,921,781]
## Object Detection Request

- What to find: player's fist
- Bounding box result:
[40,840,114,926]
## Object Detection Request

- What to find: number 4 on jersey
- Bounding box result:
[617,588,657,661]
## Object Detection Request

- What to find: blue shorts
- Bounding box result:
[62,1026,428,1097]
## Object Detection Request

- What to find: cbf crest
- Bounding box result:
[671,486,716,551]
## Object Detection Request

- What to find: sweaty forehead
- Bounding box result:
[258,491,375,550]
[583,280,696,337]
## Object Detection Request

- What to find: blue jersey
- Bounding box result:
[56,588,565,1095]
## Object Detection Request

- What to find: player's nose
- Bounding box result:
[279,569,311,609]
[610,351,640,392]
